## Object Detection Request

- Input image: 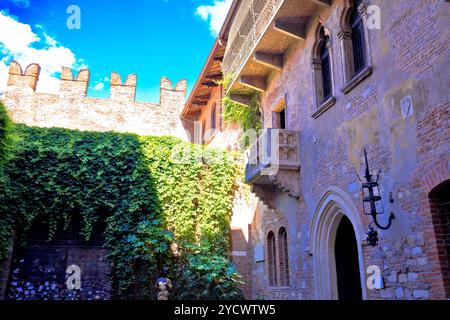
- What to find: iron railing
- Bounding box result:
[222,0,285,85]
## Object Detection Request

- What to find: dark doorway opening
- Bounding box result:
[429,180,450,298]
[5,210,111,300]
[279,109,286,130]
[335,216,362,300]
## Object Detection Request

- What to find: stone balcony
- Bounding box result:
[223,0,332,98]
[245,128,300,185]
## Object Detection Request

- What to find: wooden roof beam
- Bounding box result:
[201,81,218,88]
[240,76,266,92]
[254,52,283,71]
[192,100,208,107]
[194,93,211,101]
[273,17,308,41]
[205,73,223,81]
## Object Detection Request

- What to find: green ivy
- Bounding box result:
[220,73,262,132]
[0,102,16,166]
[0,125,243,300]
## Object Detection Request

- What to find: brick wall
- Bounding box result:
[1,61,188,139]
[246,0,449,300]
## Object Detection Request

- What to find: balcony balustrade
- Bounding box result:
[245,128,300,184]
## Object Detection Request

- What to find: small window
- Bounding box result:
[278,227,289,287]
[267,231,277,287]
[272,99,286,129]
[201,120,206,144]
[280,109,286,129]
[211,104,217,131]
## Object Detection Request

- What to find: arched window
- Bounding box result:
[267,231,277,287]
[312,25,335,117]
[319,28,332,102]
[350,0,366,74]
[278,227,289,287]
[339,0,372,93]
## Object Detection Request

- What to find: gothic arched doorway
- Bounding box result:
[335,216,363,300]
[310,187,366,300]
[428,180,450,298]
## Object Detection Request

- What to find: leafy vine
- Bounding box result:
[0,125,243,299]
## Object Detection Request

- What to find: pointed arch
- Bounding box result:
[338,0,373,93]
[309,187,367,300]
[311,21,336,117]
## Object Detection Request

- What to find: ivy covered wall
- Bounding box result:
[0,124,243,300]
[0,102,15,170]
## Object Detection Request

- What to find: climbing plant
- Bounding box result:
[0,102,16,244]
[220,73,262,132]
[0,125,243,300]
[0,102,16,166]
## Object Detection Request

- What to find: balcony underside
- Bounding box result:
[245,162,300,185]
[224,0,332,96]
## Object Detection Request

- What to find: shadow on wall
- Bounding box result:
[0,125,241,300]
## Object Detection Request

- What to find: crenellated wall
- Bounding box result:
[1,61,188,139]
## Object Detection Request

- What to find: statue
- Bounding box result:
[156,267,172,300]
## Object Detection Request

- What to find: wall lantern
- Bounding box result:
[360,149,395,247]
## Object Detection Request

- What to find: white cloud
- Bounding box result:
[0,11,86,94]
[93,81,105,91]
[6,0,31,9]
[196,0,232,36]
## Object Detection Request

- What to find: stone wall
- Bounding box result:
[1,61,188,139]
[247,0,449,300]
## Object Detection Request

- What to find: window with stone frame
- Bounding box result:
[350,0,366,74]
[278,227,289,287]
[267,231,278,287]
[272,99,287,129]
[211,103,217,132]
[339,0,373,94]
[201,120,206,145]
[312,25,336,118]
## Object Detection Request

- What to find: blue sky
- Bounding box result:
[0,0,232,102]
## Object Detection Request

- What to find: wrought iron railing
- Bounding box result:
[245,128,300,184]
[222,0,285,84]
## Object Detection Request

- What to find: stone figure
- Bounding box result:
[156,267,172,300]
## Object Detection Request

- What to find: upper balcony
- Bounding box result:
[245,128,300,185]
[222,0,332,96]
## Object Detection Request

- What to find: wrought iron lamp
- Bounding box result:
[360,149,395,247]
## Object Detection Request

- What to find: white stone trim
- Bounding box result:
[309,186,367,300]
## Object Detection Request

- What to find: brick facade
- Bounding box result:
[221,0,449,300]
[1,0,448,301]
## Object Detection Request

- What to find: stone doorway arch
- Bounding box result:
[309,187,367,300]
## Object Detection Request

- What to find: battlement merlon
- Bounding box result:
[60,67,90,98]
[6,61,187,106]
[160,77,187,112]
[110,72,137,102]
[7,61,41,91]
